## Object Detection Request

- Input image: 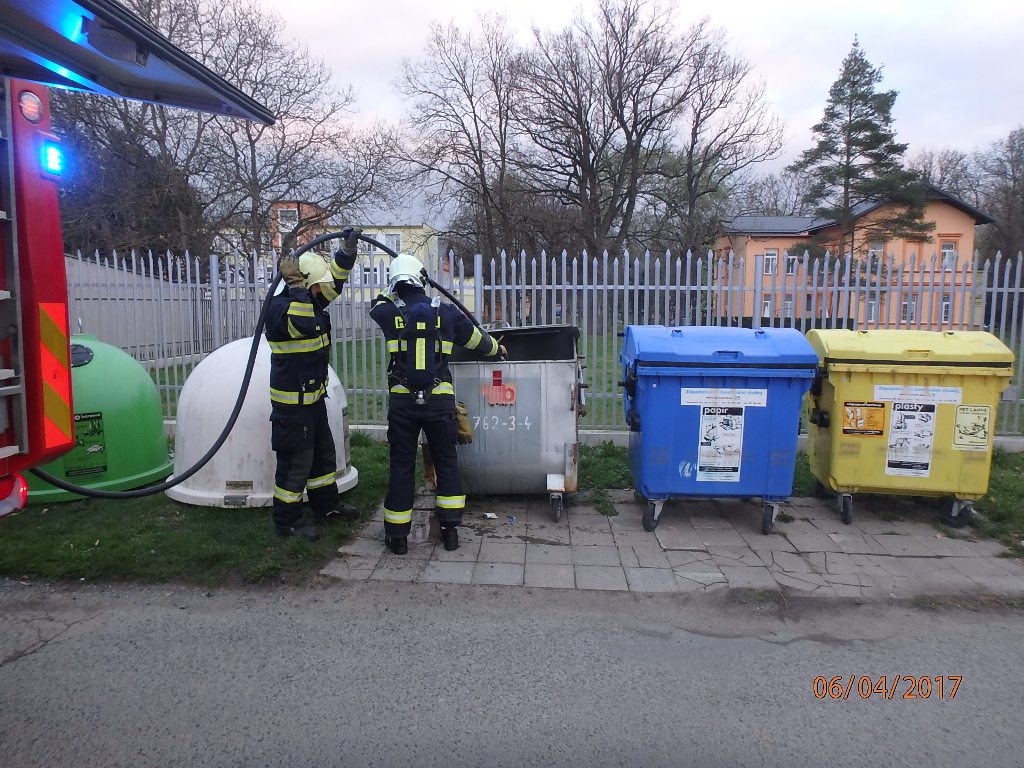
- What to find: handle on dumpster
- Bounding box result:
[713,350,741,359]
[906,348,934,359]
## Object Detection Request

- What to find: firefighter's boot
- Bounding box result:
[386,535,408,555]
[440,525,459,552]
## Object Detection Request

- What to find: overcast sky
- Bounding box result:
[257,0,1022,167]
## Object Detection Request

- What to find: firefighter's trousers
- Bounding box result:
[384,396,465,538]
[270,399,338,529]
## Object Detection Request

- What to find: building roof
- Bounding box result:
[722,184,993,235]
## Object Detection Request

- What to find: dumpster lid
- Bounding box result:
[806,330,1014,368]
[622,326,819,368]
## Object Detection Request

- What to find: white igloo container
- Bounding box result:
[166,337,358,507]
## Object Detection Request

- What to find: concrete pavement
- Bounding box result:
[323,490,1024,598]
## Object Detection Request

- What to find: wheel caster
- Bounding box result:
[761,503,778,535]
[838,493,853,524]
[942,500,974,529]
[642,500,662,532]
[550,493,564,523]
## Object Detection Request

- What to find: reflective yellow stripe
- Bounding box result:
[415,337,425,370]
[288,302,314,318]
[432,381,454,396]
[270,384,326,405]
[436,495,466,509]
[466,326,483,350]
[274,486,303,503]
[441,340,453,354]
[269,334,329,354]
[384,507,413,525]
[386,339,400,353]
[330,261,350,280]
[320,282,339,302]
[307,471,336,490]
[394,315,405,329]
[390,384,411,394]
[286,319,302,339]
[484,336,499,355]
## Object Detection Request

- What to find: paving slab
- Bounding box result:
[572,545,621,567]
[624,567,678,592]
[574,565,629,591]
[419,561,474,585]
[525,542,574,565]
[472,562,524,586]
[524,563,575,589]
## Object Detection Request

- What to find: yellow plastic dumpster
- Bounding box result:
[804,329,1014,528]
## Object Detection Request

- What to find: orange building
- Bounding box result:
[712,185,993,329]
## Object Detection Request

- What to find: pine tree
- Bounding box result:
[788,39,933,256]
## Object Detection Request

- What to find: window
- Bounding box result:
[941,294,952,323]
[941,241,958,270]
[867,241,885,259]
[277,207,298,240]
[763,249,778,275]
[361,264,383,286]
[385,233,402,253]
[805,294,814,312]
[785,253,798,275]
[901,295,917,323]
[866,300,878,323]
[783,296,794,317]
[761,298,773,317]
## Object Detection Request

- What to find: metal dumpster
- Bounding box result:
[449,324,585,520]
[804,329,1014,527]
[621,325,818,534]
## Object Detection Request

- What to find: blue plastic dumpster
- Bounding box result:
[621,326,818,534]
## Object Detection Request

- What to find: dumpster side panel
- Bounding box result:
[808,365,1010,498]
[628,371,810,501]
[452,360,579,495]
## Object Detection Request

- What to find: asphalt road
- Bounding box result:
[1,579,1022,768]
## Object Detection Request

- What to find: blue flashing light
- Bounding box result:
[41,141,64,175]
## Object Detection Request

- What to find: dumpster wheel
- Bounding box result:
[942,499,975,529]
[550,493,564,522]
[761,502,779,535]
[642,500,663,532]
[838,493,854,525]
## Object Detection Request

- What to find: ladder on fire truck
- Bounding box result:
[0,79,26,462]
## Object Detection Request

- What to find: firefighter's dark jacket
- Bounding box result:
[265,250,354,406]
[369,286,501,399]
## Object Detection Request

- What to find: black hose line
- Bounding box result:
[30,231,485,500]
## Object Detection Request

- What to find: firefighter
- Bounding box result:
[264,227,362,540]
[370,253,505,555]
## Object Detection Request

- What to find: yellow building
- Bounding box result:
[712,185,992,329]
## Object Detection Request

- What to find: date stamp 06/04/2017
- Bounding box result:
[813,676,962,700]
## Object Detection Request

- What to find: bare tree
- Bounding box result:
[730,170,812,218]
[975,127,1024,259]
[907,147,981,204]
[397,16,523,260]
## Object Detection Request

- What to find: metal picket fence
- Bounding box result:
[65,247,1024,434]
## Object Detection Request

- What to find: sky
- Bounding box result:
[256,0,1023,168]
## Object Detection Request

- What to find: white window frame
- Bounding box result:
[277,207,298,235]
[761,298,773,317]
[385,233,402,253]
[866,300,878,323]
[941,294,952,323]
[901,295,917,323]
[804,294,814,312]
[783,296,794,317]
[361,264,383,286]
[762,249,778,276]
[784,253,798,276]
[866,241,885,260]
[941,241,959,271]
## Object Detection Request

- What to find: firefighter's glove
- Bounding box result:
[278,253,304,288]
[498,344,508,361]
[341,226,362,255]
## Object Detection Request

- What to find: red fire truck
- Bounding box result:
[0,0,273,515]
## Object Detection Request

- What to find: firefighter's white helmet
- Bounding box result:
[387,253,426,292]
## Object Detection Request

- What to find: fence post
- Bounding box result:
[473,251,483,320]
[209,252,223,350]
